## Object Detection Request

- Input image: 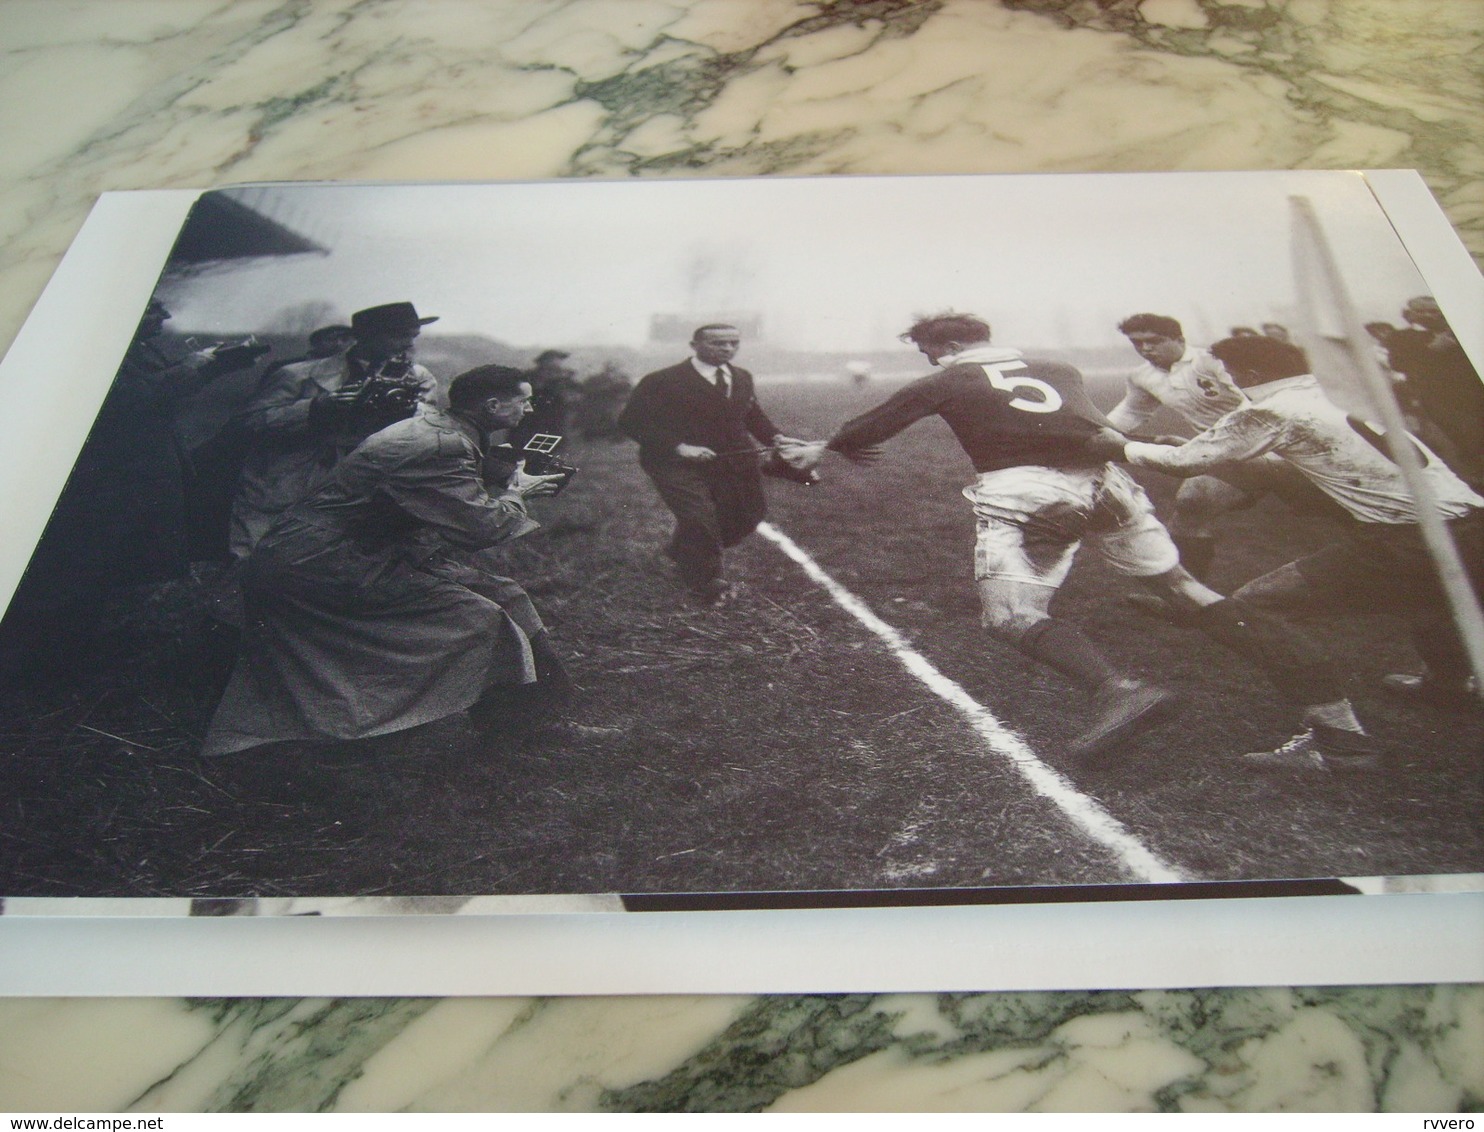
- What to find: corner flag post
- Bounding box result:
[1289,193,1484,688]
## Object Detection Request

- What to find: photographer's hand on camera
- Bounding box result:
[183,348,221,372]
[359,386,423,430]
[308,388,366,430]
[505,459,566,501]
[374,384,423,414]
[208,342,272,373]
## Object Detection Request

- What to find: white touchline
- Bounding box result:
[756,521,1187,886]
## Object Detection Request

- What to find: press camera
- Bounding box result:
[343,354,426,416]
[520,433,579,494]
[186,335,271,370]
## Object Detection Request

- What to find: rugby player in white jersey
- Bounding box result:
[1109,333,1484,762]
[789,313,1376,767]
[1112,313,1347,587]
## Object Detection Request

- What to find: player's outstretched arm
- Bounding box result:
[777,439,829,471]
[831,441,884,465]
[1125,408,1281,477]
[777,438,884,472]
[1083,427,1131,463]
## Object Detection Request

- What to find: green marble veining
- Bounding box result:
[2,0,1480,363]
[569,0,944,175]
[1002,0,1483,250]
[0,0,1482,1114]
[602,994,904,1111]
[131,999,441,1112]
[41,988,1472,1112]
[596,988,1482,1112]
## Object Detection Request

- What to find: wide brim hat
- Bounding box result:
[351,302,439,337]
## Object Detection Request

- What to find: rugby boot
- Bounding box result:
[1069,679,1179,762]
[1381,672,1481,711]
[1241,724,1381,771]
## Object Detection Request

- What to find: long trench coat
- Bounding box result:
[202,408,542,757]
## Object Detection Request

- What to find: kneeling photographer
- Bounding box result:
[202,364,598,758]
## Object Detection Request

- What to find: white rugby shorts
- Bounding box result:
[962,464,1179,588]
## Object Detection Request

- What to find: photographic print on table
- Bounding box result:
[0,171,1480,917]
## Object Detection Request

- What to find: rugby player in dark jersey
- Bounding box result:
[790,313,1376,766]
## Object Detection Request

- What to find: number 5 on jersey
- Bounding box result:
[981,362,1064,414]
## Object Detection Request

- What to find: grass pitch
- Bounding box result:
[0,380,1480,902]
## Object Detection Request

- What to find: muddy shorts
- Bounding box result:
[963,464,1180,588]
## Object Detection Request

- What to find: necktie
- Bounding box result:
[713,365,729,398]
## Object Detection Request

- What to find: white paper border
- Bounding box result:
[1,172,1481,994]
[0,189,200,614]
[1,891,1480,996]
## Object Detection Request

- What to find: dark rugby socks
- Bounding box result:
[1016,619,1122,690]
[1191,598,1342,704]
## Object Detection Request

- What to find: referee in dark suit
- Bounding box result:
[618,324,796,604]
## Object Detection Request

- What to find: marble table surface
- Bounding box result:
[0,0,1481,1113]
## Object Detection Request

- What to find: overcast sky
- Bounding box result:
[162,171,1430,354]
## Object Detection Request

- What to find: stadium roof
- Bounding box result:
[169,191,327,265]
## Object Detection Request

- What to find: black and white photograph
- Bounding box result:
[0,170,1481,915]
